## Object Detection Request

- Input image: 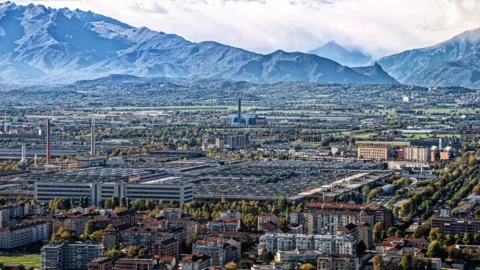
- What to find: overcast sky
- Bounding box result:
[11,0,480,58]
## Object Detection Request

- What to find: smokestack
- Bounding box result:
[20,143,27,166]
[237,98,242,125]
[34,154,37,167]
[90,118,96,156]
[46,119,51,165]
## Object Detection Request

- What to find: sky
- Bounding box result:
[10,0,480,58]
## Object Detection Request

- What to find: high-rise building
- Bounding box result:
[46,119,51,165]
[226,135,249,149]
[91,118,96,156]
[237,98,242,125]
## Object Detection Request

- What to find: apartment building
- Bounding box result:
[317,255,356,270]
[403,147,430,162]
[41,243,103,270]
[302,211,359,235]
[357,145,390,160]
[431,216,480,235]
[114,259,154,270]
[153,238,179,259]
[180,254,212,270]
[192,236,238,266]
[0,221,49,249]
[258,232,356,257]
[304,203,393,227]
[275,250,322,263]
[225,135,249,149]
[87,257,113,270]
[257,213,280,231]
[207,218,241,232]
[120,227,185,249]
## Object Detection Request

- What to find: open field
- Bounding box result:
[0,254,41,268]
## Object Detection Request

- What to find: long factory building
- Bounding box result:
[29,168,193,206]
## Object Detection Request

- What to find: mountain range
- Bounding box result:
[308,41,371,67]
[377,28,480,88]
[3,2,480,88]
[0,2,398,85]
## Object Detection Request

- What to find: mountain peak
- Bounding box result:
[0,3,395,85]
[308,41,371,66]
[377,27,480,86]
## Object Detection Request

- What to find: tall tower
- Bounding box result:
[237,98,242,125]
[46,119,51,165]
[3,112,7,133]
[19,143,27,166]
[90,118,96,156]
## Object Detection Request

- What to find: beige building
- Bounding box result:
[403,147,430,162]
[357,145,390,160]
[317,255,355,270]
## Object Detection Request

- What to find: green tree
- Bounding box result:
[127,246,138,258]
[373,255,386,270]
[426,240,443,258]
[120,196,127,208]
[463,232,472,245]
[139,247,150,256]
[373,222,384,242]
[400,254,413,270]
[84,221,96,237]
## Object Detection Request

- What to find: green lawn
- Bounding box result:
[0,254,41,268]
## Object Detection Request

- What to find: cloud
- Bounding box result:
[10,0,480,58]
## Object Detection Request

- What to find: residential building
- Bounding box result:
[192,235,239,266]
[0,221,49,249]
[258,213,280,231]
[114,259,154,270]
[120,227,185,249]
[207,218,241,232]
[275,250,322,263]
[159,208,183,219]
[431,216,480,235]
[87,257,113,270]
[317,255,356,270]
[180,254,212,270]
[302,211,359,235]
[41,243,104,270]
[258,232,356,257]
[357,145,390,160]
[403,147,430,162]
[0,207,10,228]
[225,135,249,149]
[304,203,393,227]
[153,238,180,259]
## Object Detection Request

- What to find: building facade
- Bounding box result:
[357,145,390,160]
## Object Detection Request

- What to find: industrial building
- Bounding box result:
[32,167,194,205]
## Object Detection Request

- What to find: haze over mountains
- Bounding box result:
[308,41,372,67]
[0,2,397,85]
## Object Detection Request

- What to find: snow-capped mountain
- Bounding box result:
[308,41,372,67]
[377,28,480,86]
[0,2,397,85]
